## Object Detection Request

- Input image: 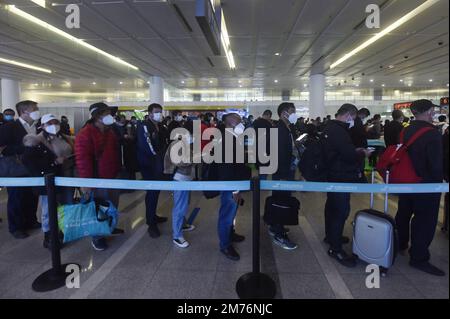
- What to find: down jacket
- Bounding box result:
[75,123,120,179]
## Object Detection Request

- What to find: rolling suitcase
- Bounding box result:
[352,171,398,275]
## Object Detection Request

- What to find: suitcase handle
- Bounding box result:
[370,169,389,214]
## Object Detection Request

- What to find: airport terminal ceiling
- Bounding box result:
[0,0,448,95]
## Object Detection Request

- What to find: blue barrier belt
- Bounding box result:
[261,180,449,193]
[1,177,448,194]
[0,177,45,187]
[54,177,251,191]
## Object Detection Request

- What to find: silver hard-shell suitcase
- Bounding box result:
[352,171,398,275]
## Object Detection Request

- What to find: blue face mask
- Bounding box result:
[3,115,14,121]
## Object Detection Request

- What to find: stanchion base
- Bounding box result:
[236,272,277,299]
[32,264,79,292]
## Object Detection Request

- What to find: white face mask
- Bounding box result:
[29,111,41,121]
[288,113,298,124]
[45,124,60,135]
[102,114,115,126]
[347,117,355,129]
[234,123,245,135]
[153,112,162,122]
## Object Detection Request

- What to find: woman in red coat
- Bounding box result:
[75,102,122,251]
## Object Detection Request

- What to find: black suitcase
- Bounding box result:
[263,195,300,226]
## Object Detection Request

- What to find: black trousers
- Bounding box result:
[6,187,38,233]
[324,192,351,252]
[396,193,441,262]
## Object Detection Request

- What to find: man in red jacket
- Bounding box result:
[75,102,122,251]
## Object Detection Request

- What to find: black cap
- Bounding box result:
[89,102,113,117]
[410,99,437,115]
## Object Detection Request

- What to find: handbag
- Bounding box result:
[263,195,300,226]
[57,195,118,243]
[0,155,29,177]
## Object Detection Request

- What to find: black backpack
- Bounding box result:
[298,135,328,182]
[201,162,220,199]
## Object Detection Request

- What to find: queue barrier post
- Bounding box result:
[236,176,276,299]
[32,174,79,292]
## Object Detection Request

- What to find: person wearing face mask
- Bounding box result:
[136,103,169,238]
[75,102,122,251]
[22,114,75,249]
[395,100,445,276]
[350,108,371,183]
[0,100,41,239]
[168,111,183,135]
[163,120,198,248]
[1,109,16,125]
[322,104,373,267]
[214,113,251,261]
[267,103,299,250]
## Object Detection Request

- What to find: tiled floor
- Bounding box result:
[0,186,448,299]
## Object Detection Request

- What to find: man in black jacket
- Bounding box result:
[395,100,445,276]
[323,104,372,267]
[269,103,299,250]
[0,100,41,238]
[350,108,370,182]
[384,109,404,146]
[216,113,250,261]
[252,109,273,178]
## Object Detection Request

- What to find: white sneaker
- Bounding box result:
[182,224,196,232]
[173,237,190,248]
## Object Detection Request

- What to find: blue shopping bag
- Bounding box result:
[58,198,119,243]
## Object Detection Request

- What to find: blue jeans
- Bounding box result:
[172,190,189,239]
[218,191,238,250]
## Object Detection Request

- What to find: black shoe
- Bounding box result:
[27,222,41,230]
[12,231,29,239]
[111,228,125,235]
[91,238,108,251]
[148,224,161,238]
[328,249,357,268]
[409,261,446,277]
[231,232,245,243]
[155,215,168,224]
[323,236,350,245]
[220,246,240,261]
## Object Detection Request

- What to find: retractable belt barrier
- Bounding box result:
[0,175,448,298]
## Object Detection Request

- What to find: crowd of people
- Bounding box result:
[0,99,448,276]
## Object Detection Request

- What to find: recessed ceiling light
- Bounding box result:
[274,53,281,56]
[239,85,242,88]
[92,82,96,85]
[209,80,213,84]
[447,83,449,87]
[274,80,278,83]
[370,79,374,82]
[329,0,439,69]
[382,84,385,87]
[355,84,359,87]
[147,81,150,84]
[408,83,412,87]
[238,80,242,84]
[400,79,404,82]
[119,81,123,85]
[181,81,185,84]
[429,79,433,82]
[388,65,395,69]
[303,84,307,87]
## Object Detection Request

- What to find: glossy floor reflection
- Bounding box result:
[0,186,448,299]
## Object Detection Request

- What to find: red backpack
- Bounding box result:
[376,127,433,183]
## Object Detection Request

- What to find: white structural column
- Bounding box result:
[1,78,21,111]
[149,76,164,106]
[309,74,326,119]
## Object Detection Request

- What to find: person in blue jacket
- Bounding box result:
[136,103,169,238]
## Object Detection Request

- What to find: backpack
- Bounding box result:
[201,162,220,199]
[298,135,328,182]
[376,127,433,183]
